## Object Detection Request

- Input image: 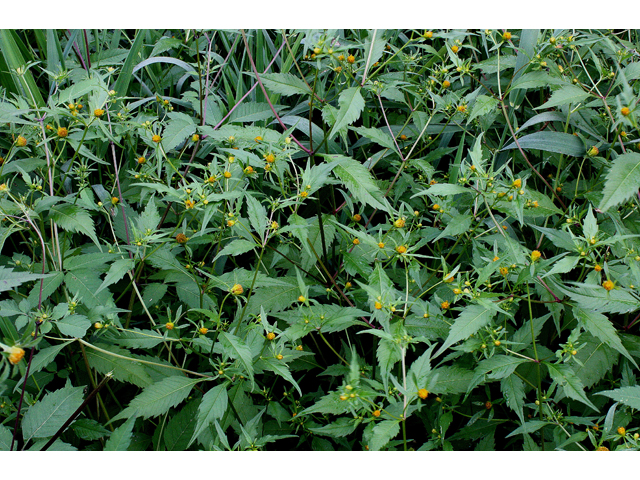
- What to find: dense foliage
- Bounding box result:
[1,29,640,451]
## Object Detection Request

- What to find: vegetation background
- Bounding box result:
[0,3,639,477]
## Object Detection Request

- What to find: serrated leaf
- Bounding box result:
[502,131,586,157]
[55,314,91,338]
[71,418,111,441]
[572,333,619,389]
[369,420,400,451]
[0,266,50,293]
[327,155,392,213]
[258,72,310,96]
[22,383,85,444]
[257,358,301,396]
[111,376,204,422]
[213,239,257,262]
[164,399,199,451]
[104,415,136,451]
[558,282,640,314]
[596,386,640,410]
[219,332,254,387]
[15,341,73,392]
[86,343,154,387]
[435,305,495,357]
[351,125,396,151]
[598,152,640,212]
[434,215,473,241]
[429,366,474,394]
[308,417,358,438]
[245,193,267,241]
[506,420,552,438]
[546,362,598,411]
[162,112,197,153]
[49,204,100,248]
[64,269,112,310]
[96,258,134,294]
[330,87,365,137]
[229,102,280,123]
[501,375,526,424]
[412,183,474,197]
[188,384,228,448]
[511,71,566,90]
[534,85,591,110]
[574,307,636,366]
[468,95,499,123]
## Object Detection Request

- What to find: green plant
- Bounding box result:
[1,28,640,452]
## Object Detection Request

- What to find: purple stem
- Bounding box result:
[240,30,311,154]
[83,30,91,70]
[213,40,286,131]
[536,276,561,303]
[66,30,88,72]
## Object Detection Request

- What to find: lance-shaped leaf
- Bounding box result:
[329,86,365,137]
[188,384,229,448]
[22,383,85,444]
[49,204,100,248]
[596,386,640,410]
[435,305,495,357]
[598,152,640,212]
[574,307,636,366]
[545,362,598,411]
[110,376,204,422]
[258,72,310,96]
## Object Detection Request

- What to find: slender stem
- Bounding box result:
[39,374,112,451]
[240,29,311,154]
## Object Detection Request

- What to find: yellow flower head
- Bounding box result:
[352,214,362,222]
[165,322,174,330]
[418,388,429,399]
[8,346,25,365]
[138,156,146,164]
[16,136,27,147]
[231,284,244,295]
[266,332,276,341]
[442,80,451,89]
[531,250,542,262]
[602,280,614,291]
[57,127,68,138]
[394,218,406,228]
[396,245,407,254]
[503,32,512,40]
[199,327,208,335]
[621,107,631,116]
[347,55,355,64]
[441,301,450,310]
[94,108,105,118]
[152,134,162,143]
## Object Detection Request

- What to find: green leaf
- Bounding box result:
[468,95,499,123]
[86,343,154,387]
[558,282,640,314]
[113,29,147,103]
[96,258,134,294]
[501,375,526,424]
[435,305,495,356]
[104,415,136,451]
[506,420,552,438]
[434,214,473,241]
[502,131,586,157]
[598,152,640,212]
[111,376,204,422]
[258,72,310,96]
[115,328,165,349]
[64,269,112,310]
[596,386,640,410]
[510,71,566,90]
[545,362,598,411]
[429,366,474,394]
[572,333,619,389]
[71,418,111,441]
[0,266,50,293]
[328,155,392,213]
[229,102,280,123]
[329,87,365,137]
[351,125,396,151]
[534,85,591,110]
[0,424,13,451]
[245,193,267,241]
[22,383,85,444]
[15,341,73,391]
[369,420,400,451]
[308,417,358,438]
[55,314,91,338]
[49,204,100,248]
[164,399,199,451]
[162,111,197,153]
[188,384,229,448]
[213,239,257,262]
[574,307,636,366]
[413,183,474,197]
[219,332,254,387]
[257,357,302,396]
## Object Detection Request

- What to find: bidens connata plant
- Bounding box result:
[1,28,640,452]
